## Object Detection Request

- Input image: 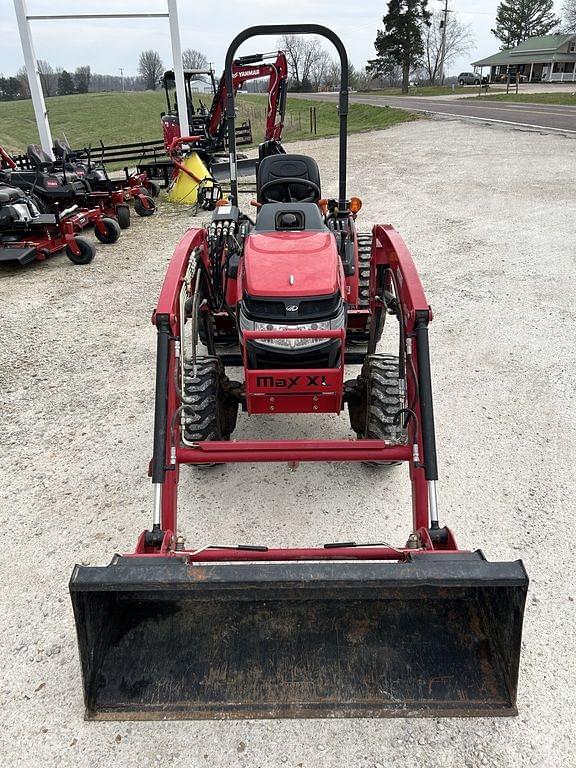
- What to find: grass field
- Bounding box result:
[359,85,467,97]
[0,90,417,154]
[466,92,576,105]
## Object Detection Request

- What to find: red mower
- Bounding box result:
[70,25,528,721]
[0,183,97,265]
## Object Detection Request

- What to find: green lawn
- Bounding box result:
[0,90,417,154]
[466,92,576,105]
[359,86,467,97]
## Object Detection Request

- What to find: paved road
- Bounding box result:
[306,92,576,133]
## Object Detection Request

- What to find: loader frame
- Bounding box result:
[143,221,448,556]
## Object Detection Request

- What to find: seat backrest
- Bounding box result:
[54,138,73,159]
[257,154,320,203]
[27,144,53,167]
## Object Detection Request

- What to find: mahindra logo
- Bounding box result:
[256,375,328,389]
[286,305,298,312]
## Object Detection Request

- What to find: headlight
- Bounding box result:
[239,305,345,349]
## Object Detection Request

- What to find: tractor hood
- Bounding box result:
[242,231,341,298]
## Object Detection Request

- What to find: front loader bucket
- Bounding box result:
[70,552,528,720]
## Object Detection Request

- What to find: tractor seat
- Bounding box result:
[257,153,321,204]
[0,185,23,205]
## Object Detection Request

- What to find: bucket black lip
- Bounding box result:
[69,551,530,592]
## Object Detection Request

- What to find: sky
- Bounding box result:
[0,0,567,80]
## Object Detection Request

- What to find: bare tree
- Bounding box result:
[75,65,91,93]
[15,66,30,98]
[278,34,324,90]
[138,49,163,90]
[182,48,209,77]
[37,60,57,96]
[561,0,576,31]
[423,10,475,84]
[310,49,331,91]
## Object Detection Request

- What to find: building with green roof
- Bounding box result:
[472,34,576,83]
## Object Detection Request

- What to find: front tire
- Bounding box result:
[94,216,121,244]
[349,354,406,466]
[116,203,131,229]
[134,195,156,217]
[66,236,95,265]
[146,180,161,198]
[182,357,239,445]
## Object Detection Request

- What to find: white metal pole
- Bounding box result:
[167,0,189,137]
[13,0,54,157]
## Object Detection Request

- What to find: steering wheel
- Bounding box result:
[259,177,321,204]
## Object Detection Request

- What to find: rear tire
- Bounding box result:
[94,217,121,244]
[353,232,385,345]
[349,354,406,466]
[134,195,156,217]
[182,357,239,446]
[66,237,95,265]
[116,203,131,229]
[146,180,161,198]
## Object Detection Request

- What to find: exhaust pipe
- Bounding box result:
[70,551,528,720]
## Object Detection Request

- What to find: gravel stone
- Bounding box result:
[0,120,574,767]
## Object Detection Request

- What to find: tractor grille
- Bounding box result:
[243,291,341,322]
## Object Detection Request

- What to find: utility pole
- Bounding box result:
[119,67,124,92]
[438,0,449,86]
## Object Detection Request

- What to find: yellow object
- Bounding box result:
[167,151,212,205]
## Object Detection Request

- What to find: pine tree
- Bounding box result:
[492,0,560,49]
[367,0,431,94]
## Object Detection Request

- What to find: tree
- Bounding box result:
[37,60,57,97]
[138,49,163,90]
[367,0,431,94]
[58,69,75,96]
[182,48,209,76]
[279,34,324,90]
[561,0,576,31]
[75,65,91,93]
[492,0,560,49]
[310,49,332,91]
[15,67,30,98]
[423,10,475,84]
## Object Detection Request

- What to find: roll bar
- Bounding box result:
[224,25,349,208]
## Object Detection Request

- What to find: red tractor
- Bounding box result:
[71,25,528,721]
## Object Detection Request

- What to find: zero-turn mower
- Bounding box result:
[0,144,154,230]
[53,137,159,222]
[70,25,528,721]
[0,182,97,265]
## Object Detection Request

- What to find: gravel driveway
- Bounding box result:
[1,119,575,767]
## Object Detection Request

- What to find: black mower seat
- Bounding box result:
[27,144,54,167]
[54,138,74,159]
[0,186,23,204]
[257,153,321,203]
